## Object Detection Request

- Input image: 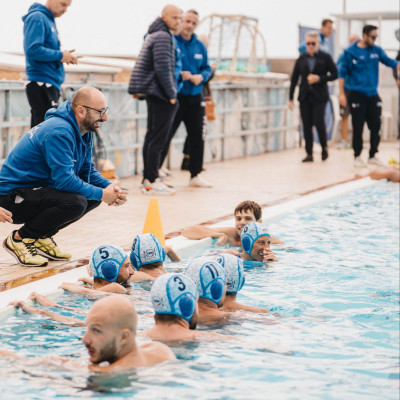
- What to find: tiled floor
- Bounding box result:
[0,142,398,288]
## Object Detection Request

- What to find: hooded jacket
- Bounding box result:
[338,40,399,96]
[0,101,110,200]
[22,3,64,90]
[128,17,177,101]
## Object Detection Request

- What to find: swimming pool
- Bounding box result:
[0,180,398,399]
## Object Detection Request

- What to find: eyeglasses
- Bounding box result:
[81,105,109,117]
[306,42,317,46]
[368,35,378,40]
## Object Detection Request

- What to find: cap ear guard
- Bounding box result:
[241,222,270,257]
[210,279,224,302]
[178,293,196,319]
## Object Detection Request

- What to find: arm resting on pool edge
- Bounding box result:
[181,225,234,245]
[29,291,86,314]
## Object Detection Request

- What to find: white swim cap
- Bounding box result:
[130,233,166,270]
[241,222,270,257]
[151,273,198,322]
[185,257,226,305]
[215,253,245,294]
[90,245,127,283]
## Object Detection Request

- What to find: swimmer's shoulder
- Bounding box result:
[130,271,155,282]
[141,341,176,363]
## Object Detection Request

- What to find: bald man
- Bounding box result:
[0,86,128,267]
[23,0,78,127]
[4,296,176,372]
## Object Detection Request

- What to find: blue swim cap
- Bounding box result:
[151,273,198,323]
[90,245,128,283]
[130,233,166,270]
[241,222,271,257]
[185,257,226,305]
[215,254,245,294]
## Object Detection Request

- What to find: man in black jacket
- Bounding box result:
[289,31,338,162]
[128,5,182,195]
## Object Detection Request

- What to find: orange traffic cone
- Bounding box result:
[142,198,166,246]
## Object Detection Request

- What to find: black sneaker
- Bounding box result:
[302,154,313,162]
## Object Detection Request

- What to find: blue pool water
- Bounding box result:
[0,181,399,399]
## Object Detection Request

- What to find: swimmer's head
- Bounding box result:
[185,257,227,306]
[130,233,166,270]
[90,245,129,283]
[241,222,271,260]
[151,273,198,323]
[234,200,262,235]
[215,254,245,294]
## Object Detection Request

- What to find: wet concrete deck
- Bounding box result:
[0,142,398,289]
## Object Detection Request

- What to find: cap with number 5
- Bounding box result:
[89,245,127,283]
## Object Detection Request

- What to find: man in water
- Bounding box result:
[3,296,176,371]
[181,200,283,245]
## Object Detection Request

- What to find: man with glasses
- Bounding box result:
[289,31,337,162]
[0,86,128,267]
[23,0,78,127]
[339,25,400,167]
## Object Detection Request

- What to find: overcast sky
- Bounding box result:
[1,0,398,58]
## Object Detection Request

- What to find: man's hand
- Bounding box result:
[262,249,278,262]
[307,74,320,85]
[102,183,121,205]
[181,71,192,81]
[215,233,228,246]
[109,184,128,207]
[0,207,12,223]
[190,74,204,86]
[339,93,347,108]
[169,99,177,105]
[288,101,294,110]
[61,49,78,65]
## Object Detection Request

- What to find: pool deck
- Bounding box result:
[0,142,398,289]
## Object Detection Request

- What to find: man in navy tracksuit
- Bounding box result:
[23,1,78,127]
[339,25,400,167]
[160,9,212,188]
[0,87,127,267]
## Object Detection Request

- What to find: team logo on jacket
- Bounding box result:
[28,126,39,139]
[194,53,203,59]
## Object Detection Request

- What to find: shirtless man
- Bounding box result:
[216,253,269,313]
[145,273,230,341]
[61,244,135,295]
[240,222,278,265]
[2,295,176,371]
[184,257,230,324]
[129,233,180,282]
[181,200,283,245]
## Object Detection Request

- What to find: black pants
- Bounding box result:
[25,82,60,128]
[143,96,178,182]
[0,188,100,239]
[299,98,327,155]
[348,91,382,158]
[160,94,206,178]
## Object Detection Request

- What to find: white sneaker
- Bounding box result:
[158,167,173,180]
[141,179,176,195]
[189,174,213,188]
[354,156,367,167]
[368,156,385,167]
[337,140,351,150]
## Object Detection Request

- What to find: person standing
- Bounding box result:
[23,0,78,128]
[159,10,212,187]
[299,19,334,55]
[128,5,182,195]
[289,31,338,162]
[338,25,400,167]
[0,86,127,267]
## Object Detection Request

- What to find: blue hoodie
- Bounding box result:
[0,101,110,200]
[338,40,399,96]
[175,33,211,96]
[22,3,64,90]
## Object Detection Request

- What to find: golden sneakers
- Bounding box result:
[34,237,72,261]
[3,231,48,267]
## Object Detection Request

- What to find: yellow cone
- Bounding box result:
[142,198,165,246]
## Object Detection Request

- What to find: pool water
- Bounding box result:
[0,181,399,400]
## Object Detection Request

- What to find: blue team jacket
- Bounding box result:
[338,40,399,96]
[0,102,110,200]
[22,3,64,90]
[175,33,211,96]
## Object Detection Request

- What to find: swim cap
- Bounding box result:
[151,273,198,323]
[241,222,271,257]
[215,254,245,294]
[130,233,166,270]
[90,245,127,283]
[185,257,226,305]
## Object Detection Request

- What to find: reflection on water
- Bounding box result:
[0,182,398,399]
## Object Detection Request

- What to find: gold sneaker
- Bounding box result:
[34,237,72,261]
[3,231,48,267]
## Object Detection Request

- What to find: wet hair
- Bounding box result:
[363,25,378,36]
[321,19,333,27]
[141,261,163,270]
[234,201,262,220]
[187,9,199,16]
[154,314,183,324]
